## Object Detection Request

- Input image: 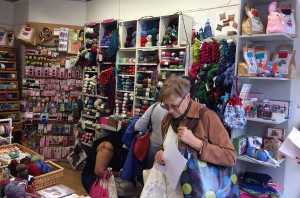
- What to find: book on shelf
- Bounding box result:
[37,184,75,198]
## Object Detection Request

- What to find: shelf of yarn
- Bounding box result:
[0,48,16,61]
[85,22,100,50]
[80,131,94,146]
[137,50,159,67]
[99,19,118,48]
[135,73,155,99]
[119,48,136,51]
[237,154,285,168]
[159,13,192,48]
[83,73,97,95]
[117,65,135,76]
[0,60,16,71]
[137,17,160,48]
[237,76,292,81]
[159,50,186,76]
[117,75,135,92]
[82,97,109,122]
[239,33,293,42]
[83,66,98,73]
[120,20,137,49]
[82,94,108,100]
[115,92,134,117]
[246,117,288,124]
[0,71,17,81]
[134,97,156,117]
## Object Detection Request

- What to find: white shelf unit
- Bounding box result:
[246,118,288,124]
[159,13,193,47]
[237,155,285,168]
[136,17,161,48]
[119,20,137,49]
[233,0,297,193]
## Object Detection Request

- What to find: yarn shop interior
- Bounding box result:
[1,0,300,197]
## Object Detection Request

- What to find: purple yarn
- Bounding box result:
[5,181,26,198]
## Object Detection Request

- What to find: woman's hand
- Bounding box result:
[178,126,203,152]
[154,150,165,166]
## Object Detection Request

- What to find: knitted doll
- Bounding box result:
[204,19,213,38]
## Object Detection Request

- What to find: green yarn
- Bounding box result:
[196,82,208,103]
[207,64,218,81]
[31,154,43,163]
[193,39,201,62]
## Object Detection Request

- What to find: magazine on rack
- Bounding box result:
[66,142,87,169]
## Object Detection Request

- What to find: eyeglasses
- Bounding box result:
[161,93,187,111]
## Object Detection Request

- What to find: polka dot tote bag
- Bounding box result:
[179,147,240,198]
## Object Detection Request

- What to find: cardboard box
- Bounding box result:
[233,135,248,156]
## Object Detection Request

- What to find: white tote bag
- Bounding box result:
[107,169,118,198]
[141,165,183,198]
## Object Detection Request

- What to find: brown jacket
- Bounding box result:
[161,100,237,167]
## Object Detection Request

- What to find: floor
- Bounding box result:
[55,161,88,196]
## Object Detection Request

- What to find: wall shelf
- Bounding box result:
[238,155,285,168]
[84,126,96,131]
[238,76,292,81]
[247,117,288,124]
[136,63,157,66]
[136,71,153,73]
[116,90,134,93]
[119,48,136,51]
[239,33,293,42]
[117,74,135,77]
[135,96,155,101]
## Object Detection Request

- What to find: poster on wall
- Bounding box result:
[215,10,239,36]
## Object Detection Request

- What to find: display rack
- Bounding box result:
[0,46,21,134]
[233,0,297,192]
[0,118,13,144]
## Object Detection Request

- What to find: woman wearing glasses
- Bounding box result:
[154,76,238,197]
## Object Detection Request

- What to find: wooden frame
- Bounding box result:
[0,61,16,70]
[266,127,285,141]
[0,101,20,112]
[0,71,17,81]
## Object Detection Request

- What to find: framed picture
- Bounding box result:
[266,127,285,141]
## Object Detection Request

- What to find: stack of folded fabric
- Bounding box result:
[239,172,284,197]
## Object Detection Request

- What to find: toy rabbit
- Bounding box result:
[266,1,287,34]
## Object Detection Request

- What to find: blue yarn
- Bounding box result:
[36,160,53,174]
[5,181,26,198]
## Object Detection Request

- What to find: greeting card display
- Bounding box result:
[280,2,297,38]
[242,4,264,35]
[272,44,296,78]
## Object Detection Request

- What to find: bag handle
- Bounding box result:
[147,102,159,131]
[276,44,293,53]
[279,2,292,9]
[230,77,239,97]
[254,44,266,52]
[245,42,254,52]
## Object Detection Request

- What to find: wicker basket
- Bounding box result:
[34,160,64,190]
[0,143,43,165]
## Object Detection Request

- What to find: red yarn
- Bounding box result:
[189,62,201,79]
[28,163,42,177]
[141,36,147,43]
[200,42,212,64]
[91,45,98,53]
[211,41,220,63]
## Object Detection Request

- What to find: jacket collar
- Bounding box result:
[185,100,206,119]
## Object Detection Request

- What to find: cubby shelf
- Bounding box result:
[117,63,135,65]
[238,155,285,168]
[85,126,96,131]
[136,71,153,73]
[239,33,293,42]
[135,96,155,101]
[117,74,135,77]
[160,69,185,71]
[136,63,158,66]
[119,48,136,51]
[246,117,288,124]
[116,90,134,93]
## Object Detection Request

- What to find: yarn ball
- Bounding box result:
[246,147,271,162]
[30,154,43,163]
[36,160,53,174]
[28,163,42,176]
[20,157,31,165]
[16,164,28,180]
[5,181,26,198]
[8,159,19,177]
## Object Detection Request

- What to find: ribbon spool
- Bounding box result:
[40,27,53,42]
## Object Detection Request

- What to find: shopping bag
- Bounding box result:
[133,132,151,161]
[89,169,118,198]
[141,166,183,198]
[133,103,159,161]
[180,147,240,198]
[223,78,247,129]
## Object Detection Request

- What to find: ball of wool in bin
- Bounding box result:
[28,163,42,176]
[5,181,26,198]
